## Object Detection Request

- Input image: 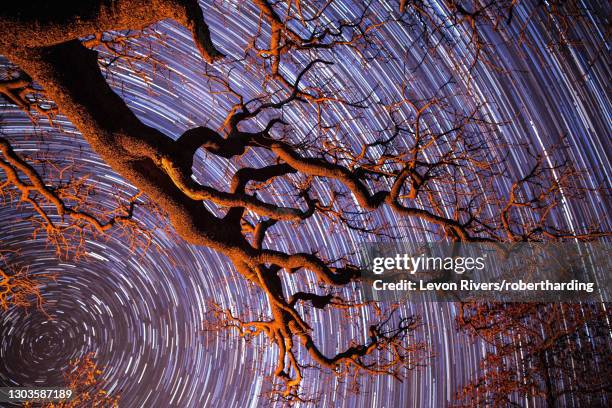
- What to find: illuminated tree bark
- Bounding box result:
[0,0,608,401]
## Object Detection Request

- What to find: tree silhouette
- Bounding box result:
[455,302,612,407]
[0,0,609,402]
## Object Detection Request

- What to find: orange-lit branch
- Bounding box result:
[0,0,608,402]
[23,353,119,408]
[0,136,150,258]
[0,263,46,311]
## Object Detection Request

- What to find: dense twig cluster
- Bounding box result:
[0,0,609,402]
[455,302,612,407]
[22,353,119,408]
[0,249,53,312]
[0,136,156,259]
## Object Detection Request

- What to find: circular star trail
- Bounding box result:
[0,1,609,407]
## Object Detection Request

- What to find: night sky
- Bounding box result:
[0,1,610,407]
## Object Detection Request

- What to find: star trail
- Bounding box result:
[0,1,610,407]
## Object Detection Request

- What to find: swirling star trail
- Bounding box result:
[0,1,609,407]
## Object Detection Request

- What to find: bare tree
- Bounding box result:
[0,0,608,402]
[455,302,612,407]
